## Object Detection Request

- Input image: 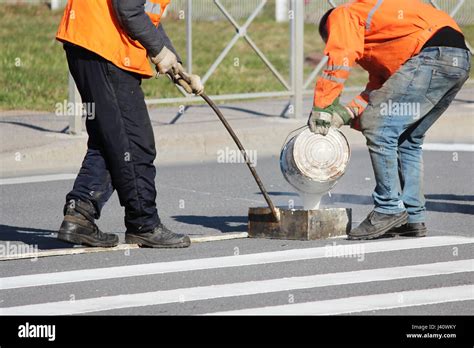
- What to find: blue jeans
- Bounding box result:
[360,47,471,223]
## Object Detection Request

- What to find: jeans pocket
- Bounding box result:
[425,67,468,105]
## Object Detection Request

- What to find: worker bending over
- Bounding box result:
[308,0,471,239]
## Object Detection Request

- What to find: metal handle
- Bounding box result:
[176,71,280,222]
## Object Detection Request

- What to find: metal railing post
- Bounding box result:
[50,0,60,10]
[68,73,82,135]
[186,0,193,74]
[290,0,304,118]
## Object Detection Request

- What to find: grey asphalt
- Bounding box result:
[0,151,473,315]
[1,150,473,248]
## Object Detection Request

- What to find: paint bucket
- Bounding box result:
[280,127,350,208]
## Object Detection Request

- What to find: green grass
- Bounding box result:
[0,4,472,111]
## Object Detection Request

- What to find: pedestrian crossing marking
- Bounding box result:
[1,259,472,315]
[1,236,472,290]
[208,285,474,315]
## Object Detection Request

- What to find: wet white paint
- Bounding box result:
[299,192,323,210]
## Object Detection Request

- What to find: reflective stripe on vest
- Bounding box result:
[365,0,384,31]
[145,0,162,15]
[321,73,346,84]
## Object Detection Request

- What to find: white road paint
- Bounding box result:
[209,285,474,315]
[300,192,322,210]
[0,174,76,186]
[190,232,248,243]
[422,143,474,152]
[1,260,472,315]
[0,236,472,290]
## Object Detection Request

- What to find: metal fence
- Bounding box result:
[168,0,474,25]
[303,0,474,26]
[2,0,470,132]
[143,0,473,109]
[7,0,473,24]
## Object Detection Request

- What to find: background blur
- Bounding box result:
[1,0,473,111]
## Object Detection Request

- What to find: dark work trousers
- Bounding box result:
[64,44,160,234]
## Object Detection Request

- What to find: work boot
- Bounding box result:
[58,200,119,247]
[348,210,408,240]
[387,222,427,237]
[125,224,191,248]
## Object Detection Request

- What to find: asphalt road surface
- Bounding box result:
[0,149,473,315]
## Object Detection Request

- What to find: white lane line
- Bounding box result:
[1,236,472,291]
[209,285,474,315]
[0,174,76,186]
[422,143,474,152]
[1,260,471,315]
[190,232,248,243]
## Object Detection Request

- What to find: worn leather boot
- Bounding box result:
[387,222,427,237]
[348,210,408,240]
[125,224,191,248]
[58,200,119,247]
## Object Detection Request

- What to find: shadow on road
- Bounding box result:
[325,194,474,215]
[425,194,474,202]
[169,104,279,124]
[0,120,67,134]
[172,215,248,233]
[0,224,71,250]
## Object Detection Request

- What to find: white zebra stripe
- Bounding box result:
[1,236,472,290]
[209,285,473,315]
[1,260,471,315]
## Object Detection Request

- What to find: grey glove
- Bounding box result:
[308,98,353,135]
[308,110,337,136]
[167,64,204,95]
[151,47,180,75]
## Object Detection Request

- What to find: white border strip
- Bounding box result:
[0,236,472,290]
[422,143,474,152]
[1,260,471,315]
[208,285,474,315]
[0,174,77,186]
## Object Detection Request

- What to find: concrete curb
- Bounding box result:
[1,86,472,178]
[0,116,367,178]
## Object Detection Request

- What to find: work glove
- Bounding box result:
[308,98,353,136]
[151,46,180,75]
[346,95,369,132]
[167,63,204,95]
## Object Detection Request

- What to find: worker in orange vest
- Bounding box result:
[55,0,201,248]
[308,0,471,239]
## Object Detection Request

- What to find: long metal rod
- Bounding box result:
[178,66,280,222]
[291,0,304,118]
[200,93,280,222]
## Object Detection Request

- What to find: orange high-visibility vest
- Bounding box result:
[314,0,462,109]
[56,0,170,77]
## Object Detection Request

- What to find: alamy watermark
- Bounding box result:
[55,100,95,119]
[324,242,365,262]
[18,322,55,341]
[217,147,258,167]
[380,100,421,120]
[0,241,39,261]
